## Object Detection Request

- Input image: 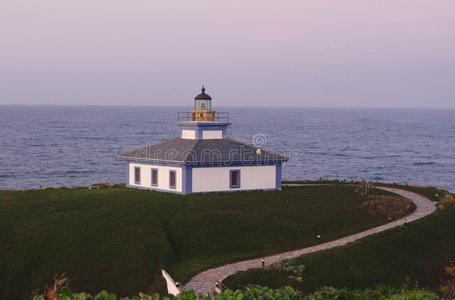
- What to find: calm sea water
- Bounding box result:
[0,106,454,191]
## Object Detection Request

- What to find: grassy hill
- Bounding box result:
[0,188,181,299]
[224,194,455,295]
[0,185,414,299]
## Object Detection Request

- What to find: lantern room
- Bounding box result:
[194,86,212,110]
[191,86,215,122]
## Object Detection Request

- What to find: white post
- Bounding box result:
[161,269,181,296]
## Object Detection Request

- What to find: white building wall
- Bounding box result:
[192,165,276,193]
[128,163,183,192]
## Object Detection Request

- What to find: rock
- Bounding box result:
[288,275,304,282]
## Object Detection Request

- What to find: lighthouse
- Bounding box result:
[177,86,231,140]
[120,87,288,194]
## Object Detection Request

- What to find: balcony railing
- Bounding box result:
[177,111,230,123]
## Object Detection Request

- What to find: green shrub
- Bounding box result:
[437,194,455,209]
[32,286,296,300]
[279,260,306,277]
[440,280,455,299]
[31,286,440,300]
[304,286,438,300]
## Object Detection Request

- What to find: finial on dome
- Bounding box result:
[194,86,212,100]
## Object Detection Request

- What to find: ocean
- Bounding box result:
[0,106,454,191]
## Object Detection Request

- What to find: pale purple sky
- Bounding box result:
[1,0,454,108]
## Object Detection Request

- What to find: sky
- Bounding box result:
[0,0,454,108]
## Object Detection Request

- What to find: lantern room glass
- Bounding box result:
[195,99,211,110]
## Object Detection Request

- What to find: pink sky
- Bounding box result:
[0,0,454,107]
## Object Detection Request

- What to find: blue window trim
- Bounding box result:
[126,163,130,186]
[230,169,241,189]
[169,170,177,190]
[151,168,158,187]
[275,162,282,190]
[134,166,141,185]
[182,165,192,195]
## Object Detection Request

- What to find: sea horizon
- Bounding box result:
[1,105,454,192]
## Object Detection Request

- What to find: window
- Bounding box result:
[195,100,211,110]
[230,170,241,189]
[169,170,176,189]
[134,167,141,185]
[151,169,158,187]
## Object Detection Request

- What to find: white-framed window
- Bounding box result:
[230,169,241,189]
[134,167,141,185]
[169,170,176,189]
[151,168,158,187]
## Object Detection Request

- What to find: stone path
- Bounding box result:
[183,186,437,295]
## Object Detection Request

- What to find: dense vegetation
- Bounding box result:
[31,286,440,300]
[0,185,407,299]
[224,197,455,296]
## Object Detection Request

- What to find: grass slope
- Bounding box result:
[167,186,410,282]
[0,185,409,299]
[224,204,455,293]
[0,188,183,299]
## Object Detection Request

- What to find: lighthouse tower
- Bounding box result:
[121,87,288,195]
[177,86,230,140]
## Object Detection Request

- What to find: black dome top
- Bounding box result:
[194,86,212,100]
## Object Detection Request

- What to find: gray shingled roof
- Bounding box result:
[119,138,288,165]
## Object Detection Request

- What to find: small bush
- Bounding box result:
[445,265,455,277]
[305,286,438,300]
[32,286,441,300]
[278,260,306,277]
[32,286,296,300]
[438,194,455,209]
[440,280,455,299]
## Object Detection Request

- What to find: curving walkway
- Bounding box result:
[183,186,437,295]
